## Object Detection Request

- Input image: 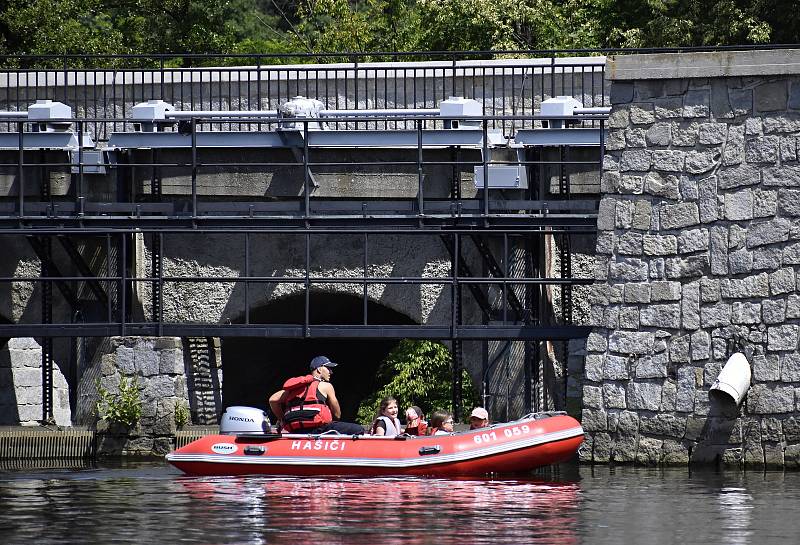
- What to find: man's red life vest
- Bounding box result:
[404,421,428,436]
[280,374,333,432]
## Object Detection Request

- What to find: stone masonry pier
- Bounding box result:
[581,49,800,467]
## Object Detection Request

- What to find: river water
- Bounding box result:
[0,461,798,545]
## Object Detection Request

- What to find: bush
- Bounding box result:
[356,339,478,425]
[174,399,190,429]
[95,375,142,428]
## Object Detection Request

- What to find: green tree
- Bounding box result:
[356,339,478,426]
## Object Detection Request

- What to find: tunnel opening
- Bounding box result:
[221,292,417,421]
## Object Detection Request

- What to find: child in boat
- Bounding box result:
[427,410,454,435]
[370,396,404,437]
[404,405,428,436]
[469,407,490,429]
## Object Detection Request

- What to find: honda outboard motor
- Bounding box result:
[220,406,271,435]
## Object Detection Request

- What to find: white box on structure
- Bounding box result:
[540,96,582,128]
[440,97,481,129]
[27,100,72,120]
[474,165,528,189]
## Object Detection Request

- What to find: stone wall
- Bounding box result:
[582,50,800,467]
[0,338,71,426]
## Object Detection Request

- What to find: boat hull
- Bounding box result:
[167,414,584,477]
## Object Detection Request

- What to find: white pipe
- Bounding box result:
[573,107,611,115]
[0,111,28,119]
[709,352,751,408]
[318,108,440,117]
[166,110,278,119]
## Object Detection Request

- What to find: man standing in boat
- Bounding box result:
[268,356,365,435]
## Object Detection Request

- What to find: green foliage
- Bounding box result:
[95,375,142,428]
[174,399,190,428]
[356,340,478,426]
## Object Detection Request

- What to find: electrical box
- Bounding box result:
[131,100,175,132]
[27,100,72,132]
[540,96,582,128]
[440,97,481,129]
[474,165,528,189]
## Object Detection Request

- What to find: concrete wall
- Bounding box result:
[582,49,800,467]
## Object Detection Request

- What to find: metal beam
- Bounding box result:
[26,236,80,309]
[56,236,109,308]
[0,322,592,340]
[0,132,93,150]
[513,128,605,146]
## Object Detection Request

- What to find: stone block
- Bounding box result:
[685,148,721,174]
[621,149,652,171]
[623,282,650,303]
[755,80,788,112]
[724,188,753,220]
[135,348,160,377]
[646,123,672,146]
[159,349,184,375]
[753,247,782,270]
[116,346,135,375]
[608,331,654,355]
[763,298,786,325]
[603,383,627,408]
[581,409,608,431]
[662,439,690,464]
[612,435,638,463]
[653,97,682,119]
[649,258,666,280]
[586,331,608,353]
[779,189,800,216]
[652,150,684,172]
[604,355,631,380]
[723,124,745,165]
[731,301,761,325]
[690,330,711,361]
[635,437,664,465]
[144,376,178,400]
[609,258,649,282]
[720,273,769,299]
[596,197,616,230]
[753,354,781,382]
[610,82,634,105]
[643,234,677,256]
[632,200,652,230]
[583,385,603,408]
[624,128,647,148]
[594,256,609,281]
[591,432,612,463]
[729,224,747,249]
[748,384,795,414]
[651,281,682,301]
[660,202,700,230]
[640,304,681,328]
[764,165,800,187]
[746,218,791,247]
[676,365,696,412]
[585,354,604,382]
[787,295,800,319]
[745,135,779,163]
[665,255,708,279]
[662,380,677,411]
[785,242,800,265]
[730,87,753,116]
[698,122,728,145]
[683,90,710,117]
[696,281,718,306]
[608,108,630,129]
[701,303,731,328]
[769,267,795,295]
[718,164,760,189]
[671,335,691,364]
[644,172,680,199]
[767,325,799,351]
[11,368,41,388]
[784,416,800,441]
[728,249,753,275]
[630,102,655,124]
[616,199,635,228]
[698,175,720,223]
[640,413,687,438]
[635,351,669,379]
[780,136,797,162]
[678,228,709,254]
[617,232,643,255]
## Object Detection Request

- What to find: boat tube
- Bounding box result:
[166,408,584,477]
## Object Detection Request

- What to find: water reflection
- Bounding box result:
[1,464,800,544]
[178,475,581,545]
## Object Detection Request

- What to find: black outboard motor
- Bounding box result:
[220,406,271,435]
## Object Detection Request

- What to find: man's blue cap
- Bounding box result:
[310,355,338,370]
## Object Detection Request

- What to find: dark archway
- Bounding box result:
[221,292,416,421]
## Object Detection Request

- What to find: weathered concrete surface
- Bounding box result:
[583,48,800,467]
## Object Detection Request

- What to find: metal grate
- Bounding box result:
[175,426,218,449]
[0,428,95,459]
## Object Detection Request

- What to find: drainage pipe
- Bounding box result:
[709,352,751,410]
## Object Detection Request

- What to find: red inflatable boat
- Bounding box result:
[166,410,584,477]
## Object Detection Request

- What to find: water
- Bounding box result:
[0,462,798,544]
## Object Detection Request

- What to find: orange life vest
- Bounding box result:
[280,375,333,433]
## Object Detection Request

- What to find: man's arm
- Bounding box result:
[268,389,285,422]
[318,382,341,419]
